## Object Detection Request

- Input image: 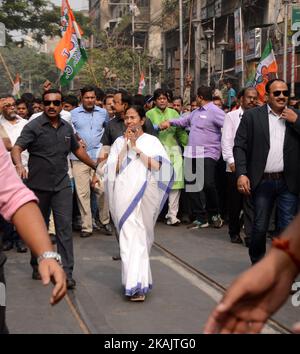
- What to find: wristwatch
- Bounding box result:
[37,251,62,265]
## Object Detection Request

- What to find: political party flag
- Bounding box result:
[54,0,88,86]
[253,40,278,102]
[12,73,21,98]
[138,72,146,95]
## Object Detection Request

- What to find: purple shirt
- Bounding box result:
[170,102,225,160]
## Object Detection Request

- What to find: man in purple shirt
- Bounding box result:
[160,86,225,229]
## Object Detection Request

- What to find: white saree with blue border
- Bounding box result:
[105,133,174,297]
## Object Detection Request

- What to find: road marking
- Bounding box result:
[151,256,282,334]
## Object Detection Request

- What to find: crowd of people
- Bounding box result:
[1,77,300,333]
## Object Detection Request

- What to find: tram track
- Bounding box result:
[153,241,293,334]
[63,239,293,334]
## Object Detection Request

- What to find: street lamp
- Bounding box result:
[204,28,214,87]
[217,39,229,81]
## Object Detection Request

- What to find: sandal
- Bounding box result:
[130,294,146,302]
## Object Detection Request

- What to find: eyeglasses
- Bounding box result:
[43,100,62,107]
[272,90,289,97]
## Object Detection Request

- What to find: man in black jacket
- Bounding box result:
[234,79,300,264]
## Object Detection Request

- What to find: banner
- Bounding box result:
[253,40,278,102]
[54,0,88,86]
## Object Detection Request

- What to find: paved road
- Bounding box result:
[4,223,300,333]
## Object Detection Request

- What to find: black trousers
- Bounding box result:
[185,157,220,222]
[30,186,74,279]
[227,172,253,238]
[0,251,8,334]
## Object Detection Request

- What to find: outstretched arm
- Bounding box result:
[204,213,300,334]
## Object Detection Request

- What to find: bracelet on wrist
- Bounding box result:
[272,238,300,270]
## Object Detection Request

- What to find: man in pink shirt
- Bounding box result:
[0,139,66,333]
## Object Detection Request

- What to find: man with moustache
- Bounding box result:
[221,87,258,245]
[12,89,98,289]
[234,79,300,264]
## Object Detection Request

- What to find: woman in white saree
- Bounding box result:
[105,106,174,301]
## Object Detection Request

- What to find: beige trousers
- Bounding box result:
[72,161,110,233]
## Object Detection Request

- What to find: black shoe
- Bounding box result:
[102,223,113,236]
[80,231,92,238]
[16,240,27,253]
[112,254,121,261]
[230,235,243,244]
[67,278,76,290]
[2,240,14,251]
[32,269,42,280]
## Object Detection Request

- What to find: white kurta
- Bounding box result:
[105,133,173,296]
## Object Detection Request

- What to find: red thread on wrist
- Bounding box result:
[272,238,300,270]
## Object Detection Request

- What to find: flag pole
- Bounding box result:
[0,50,15,87]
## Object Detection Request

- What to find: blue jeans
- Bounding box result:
[250,178,298,264]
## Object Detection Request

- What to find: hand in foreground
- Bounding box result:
[38,259,67,305]
[204,249,297,334]
[237,175,251,195]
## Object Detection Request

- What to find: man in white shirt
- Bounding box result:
[222,87,257,245]
[0,96,28,253]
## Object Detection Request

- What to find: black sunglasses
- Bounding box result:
[272,90,289,97]
[43,100,62,107]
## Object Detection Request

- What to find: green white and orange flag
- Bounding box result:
[54,0,88,86]
[253,40,278,102]
[138,72,146,95]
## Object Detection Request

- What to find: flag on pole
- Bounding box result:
[12,73,21,98]
[54,0,88,86]
[253,40,278,102]
[138,72,146,95]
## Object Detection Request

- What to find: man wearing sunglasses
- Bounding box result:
[234,79,300,265]
[11,89,98,290]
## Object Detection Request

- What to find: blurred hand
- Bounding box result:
[229,163,236,173]
[124,127,139,148]
[159,121,171,130]
[43,80,52,92]
[91,173,100,189]
[15,164,28,179]
[38,259,67,305]
[204,249,297,334]
[281,107,298,123]
[237,175,251,195]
